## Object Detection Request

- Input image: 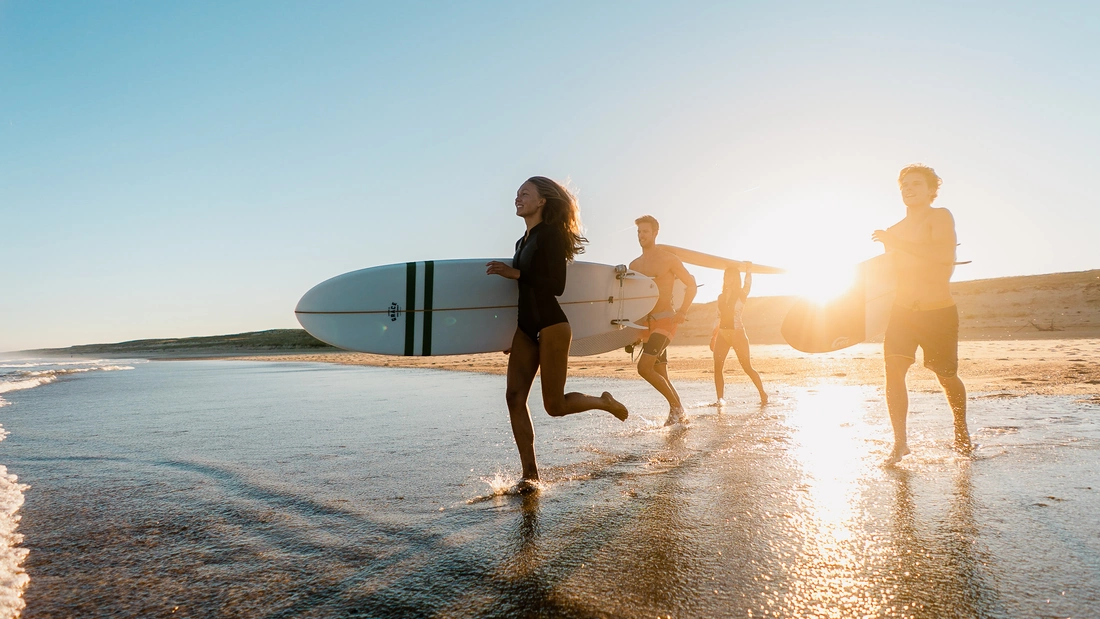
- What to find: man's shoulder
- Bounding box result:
[892,207,955,230]
[928,207,956,231]
[651,247,683,266]
[630,250,679,276]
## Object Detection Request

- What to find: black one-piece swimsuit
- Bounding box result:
[513,222,568,343]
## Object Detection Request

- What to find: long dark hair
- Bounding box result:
[721,267,743,302]
[526,176,587,261]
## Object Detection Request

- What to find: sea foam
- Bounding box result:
[0,360,135,407]
[0,429,27,619]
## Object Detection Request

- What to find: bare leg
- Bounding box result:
[637,352,681,414]
[731,336,767,404]
[712,337,730,403]
[938,373,971,455]
[884,356,913,465]
[537,323,628,420]
[655,361,681,410]
[505,329,541,480]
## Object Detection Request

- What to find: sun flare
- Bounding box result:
[786,261,858,305]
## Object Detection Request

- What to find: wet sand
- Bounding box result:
[214,338,1100,397]
[9,359,1100,617]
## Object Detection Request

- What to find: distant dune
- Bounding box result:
[677,268,1100,345]
[32,329,335,357]
[33,269,1100,356]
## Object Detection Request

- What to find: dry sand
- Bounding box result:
[179,269,1100,398]
[218,338,1100,398]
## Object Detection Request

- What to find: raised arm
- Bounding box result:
[741,266,753,301]
[671,258,697,323]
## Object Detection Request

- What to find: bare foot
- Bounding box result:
[954,431,974,457]
[663,406,686,427]
[884,443,911,466]
[759,392,769,405]
[603,392,628,421]
[511,478,541,495]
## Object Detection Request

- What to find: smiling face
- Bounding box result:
[636,222,657,249]
[899,172,934,209]
[515,181,545,219]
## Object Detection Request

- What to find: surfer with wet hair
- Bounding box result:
[711,266,768,405]
[873,163,971,465]
[487,176,628,490]
[629,215,698,426]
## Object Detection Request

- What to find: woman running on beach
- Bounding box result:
[711,266,768,405]
[486,176,628,489]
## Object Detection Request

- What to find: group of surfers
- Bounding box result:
[486,164,969,489]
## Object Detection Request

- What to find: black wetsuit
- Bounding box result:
[513,222,568,342]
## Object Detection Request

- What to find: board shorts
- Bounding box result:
[883,304,960,378]
[642,311,677,363]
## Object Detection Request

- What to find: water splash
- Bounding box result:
[466,471,546,503]
[0,427,27,619]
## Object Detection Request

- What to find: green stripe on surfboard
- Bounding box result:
[405,262,416,356]
[422,261,434,356]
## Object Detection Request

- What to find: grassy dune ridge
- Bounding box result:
[35,329,335,357]
[34,269,1100,356]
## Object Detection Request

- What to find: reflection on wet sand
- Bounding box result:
[457,385,1010,618]
[883,464,1001,617]
[12,363,1098,617]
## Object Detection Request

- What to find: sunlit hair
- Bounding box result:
[897,163,943,202]
[526,176,587,261]
[634,215,659,232]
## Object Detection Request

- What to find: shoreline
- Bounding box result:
[178,339,1100,398]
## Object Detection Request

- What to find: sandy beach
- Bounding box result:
[8,357,1099,617]
[219,338,1100,398]
[12,271,1100,617]
[172,269,1100,398]
[37,268,1100,399]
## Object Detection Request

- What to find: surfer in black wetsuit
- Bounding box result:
[710,267,768,405]
[486,177,628,490]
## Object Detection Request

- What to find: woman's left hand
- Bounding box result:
[486,261,520,280]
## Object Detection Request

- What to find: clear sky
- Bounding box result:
[2,1,1098,352]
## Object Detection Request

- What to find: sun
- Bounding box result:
[785,260,859,306]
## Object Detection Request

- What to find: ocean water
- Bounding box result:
[0,357,1098,618]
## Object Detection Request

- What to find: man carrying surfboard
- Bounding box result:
[872,164,971,465]
[629,215,698,426]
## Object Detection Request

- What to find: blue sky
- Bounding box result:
[2,1,1098,351]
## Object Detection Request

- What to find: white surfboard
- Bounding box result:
[295,260,661,356]
[565,278,689,356]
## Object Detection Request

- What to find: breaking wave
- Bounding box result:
[0,360,136,408]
